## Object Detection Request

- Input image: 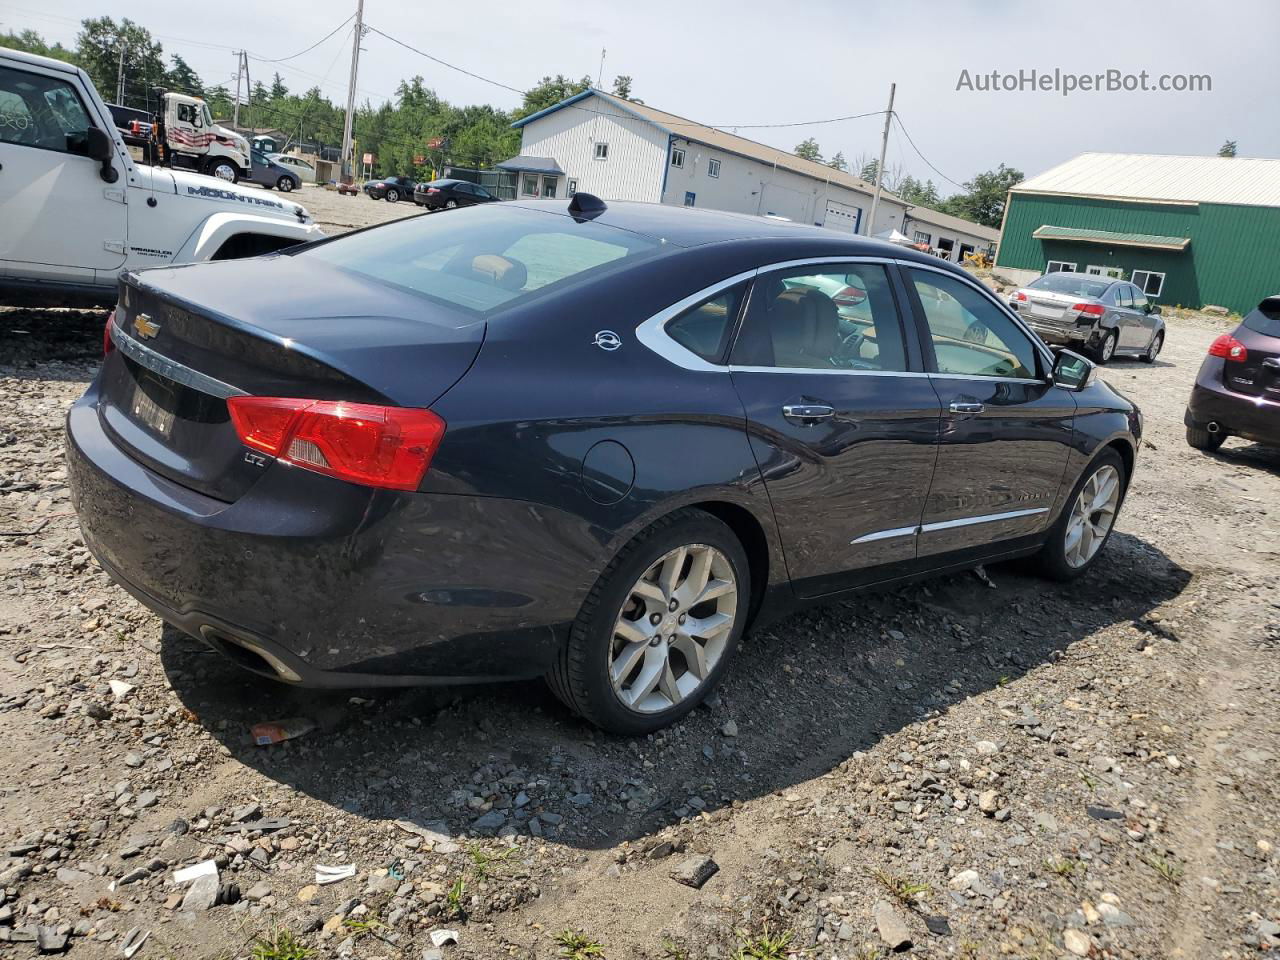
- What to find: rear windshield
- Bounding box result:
[296,204,661,314]
[1243,300,1280,338]
[1028,273,1110,298]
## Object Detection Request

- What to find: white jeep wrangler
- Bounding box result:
[0,47,325,307]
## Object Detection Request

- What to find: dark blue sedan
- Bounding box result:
[67,195,1142,734]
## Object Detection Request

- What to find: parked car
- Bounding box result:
[1008,271,1165,364]
[363,175,418,202]
[1185,296,1280,451]
[414,178,500,210]
[66,195,1142,734]
[0,47,323,308]
[268,153,316,180]
[246,149,301,192]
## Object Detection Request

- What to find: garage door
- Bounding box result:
[823,199,861,234]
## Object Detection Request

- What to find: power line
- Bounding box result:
[365,26,526,96]
[247,15,352,64]
[892,112,966,190]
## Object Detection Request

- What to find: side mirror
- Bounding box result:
[1146,303,1161,315]
[1051,348,1096,391]
[86,126,118,183]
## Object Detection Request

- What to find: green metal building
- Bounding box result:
[995,153,1280,313]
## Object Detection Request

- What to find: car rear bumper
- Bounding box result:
[66,385,579,687]
[1186,359,1280,446]
[1024,317,1100,347]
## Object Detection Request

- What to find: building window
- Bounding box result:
[707,158,720,178]
[684,191,696,207]
[671,146,685,169]
[594,142,608,160]
[913,231,931,245]
[521,174,539,197]
[567,178,578,196]
[1131,270,1166,297]
[542,176,557,199]
[936,238,955,260]
[1045,260,1076,273]
[1086,264,1124,279]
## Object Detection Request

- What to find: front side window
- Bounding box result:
[298,203,659,314]
[1131,285,1148,312]
[594,142,608,160]
[707,158,720,178]
[0,65,92,156]
[670,146,685,168]
[909,268,1039,380]
[732,264,909,372]
[665,284,747,363]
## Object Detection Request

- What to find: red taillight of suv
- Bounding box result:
[1208,333,1248,361]
[104,310,115,356]
[227,397,446,491]
[1071,303,1106,318]
[1012,291,1028,303]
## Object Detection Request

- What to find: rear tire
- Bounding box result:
[277,176,295,192]
[546,509,750,735]
[1186,423,1225,451]
[386,188,400,203]
[1140,332,1163,363]
[445,198,458,209]
[1037,448,1127,581]
[1092,329,1117,364]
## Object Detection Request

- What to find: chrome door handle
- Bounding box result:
[782,403,834,422]
[949,401,985,414]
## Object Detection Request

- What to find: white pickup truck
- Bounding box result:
[0,47,325,307]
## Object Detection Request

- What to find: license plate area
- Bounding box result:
[130,374,177,438]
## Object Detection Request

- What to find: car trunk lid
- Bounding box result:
[98,257,484,502]
[1220,301,1280,400]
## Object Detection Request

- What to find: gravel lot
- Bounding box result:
[1,197,1278,960]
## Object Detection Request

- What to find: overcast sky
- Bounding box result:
[7,0,1278,190]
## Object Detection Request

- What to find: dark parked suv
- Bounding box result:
[1185,297,1280,451]
[67,196,1142,734]
[414,178,500,210]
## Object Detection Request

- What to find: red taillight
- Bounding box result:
[1012,291,1028,302]
[426,187,440,194]
[833,285,867,306]
[104,310,115,356]
[1072,303,1106,317]
[1208,334,1248,361]
[226,397,446,491]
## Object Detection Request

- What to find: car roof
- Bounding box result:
[2,47,83,76]
[506,198,959,264]
[429,178,463,186]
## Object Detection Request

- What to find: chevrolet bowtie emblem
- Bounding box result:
[133,313,160,339]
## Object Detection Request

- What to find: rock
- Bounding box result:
[298,885,319,903]
[429,930,459,946]
[975,740,999,756]
[124,752,144,768]
[978,790,999,815]
[136,791,158,809]
[1086,805,1124,820]
[949,869,980,891]
[1097,903,1134,927]
[670,855,718,889]
[245,882,272,902]
[1202,304,1229,316]
[1063,928,1091,956]
[568,793,593,806]
[181,874,220,912]
[471,811,505,833]
[231,803,262,823]
[118,867,149,885]
[55,867,91,885]
[721,719,738,737]
[36,926,68,953]
[84,702,112,721]
[873,900,914,951]
[108,680,135,700]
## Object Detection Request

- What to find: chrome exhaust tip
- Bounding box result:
[1207,422,1221,434]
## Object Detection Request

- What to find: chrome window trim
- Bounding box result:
[729,366,927,378]
[110,319,247,400]
[852,507,1050,545]
[896,258,1059,377]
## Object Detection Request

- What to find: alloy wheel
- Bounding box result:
[1101,332,1116,362]
[213,163,236,181]
[1064,464,1121,568]
[608,543,737,714]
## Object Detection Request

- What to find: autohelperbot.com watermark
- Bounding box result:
[956,68,1211,96]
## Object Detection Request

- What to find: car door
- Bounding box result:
[728,260,942,597]
[1128,284,1157,350]
[1114,283,1143,349]
[902,264,1076,559]
[0,62,125,282]
[454,182,476,205]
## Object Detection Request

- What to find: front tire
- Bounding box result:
[204,158,239,183]
[1140,332,1163,363]
[277,176,295,192]
[445,199,458,209]
[547,509,750,735]
[1092,329,1117,364]
[1037,448,1126,581]
[386,188,400,202]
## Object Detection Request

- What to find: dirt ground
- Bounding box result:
[1,197,1278,960]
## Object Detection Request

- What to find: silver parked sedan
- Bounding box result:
[1008,271,1166,364]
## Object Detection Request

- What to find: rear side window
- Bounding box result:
[666,284,747,363]
[731,263,909,372]
[297,204,661,314]
[1243,300,1280,338]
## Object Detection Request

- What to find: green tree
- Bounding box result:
[1218,139,1237,158]
[165,54,201,95]
[1,28,77,64]
[896,175,942,208]
[611,75,633,99]
[794,137,822,162]
[270,72,289,101]
[76,17,166,106]
[938,163,1023,228]
[827,151,847,172]
[513,74,591,121]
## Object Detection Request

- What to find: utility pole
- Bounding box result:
[340,0,366,183]
[866,82,895,237]
[115,40,126,104]
[596,47,606,89]
[232,51,248,128]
